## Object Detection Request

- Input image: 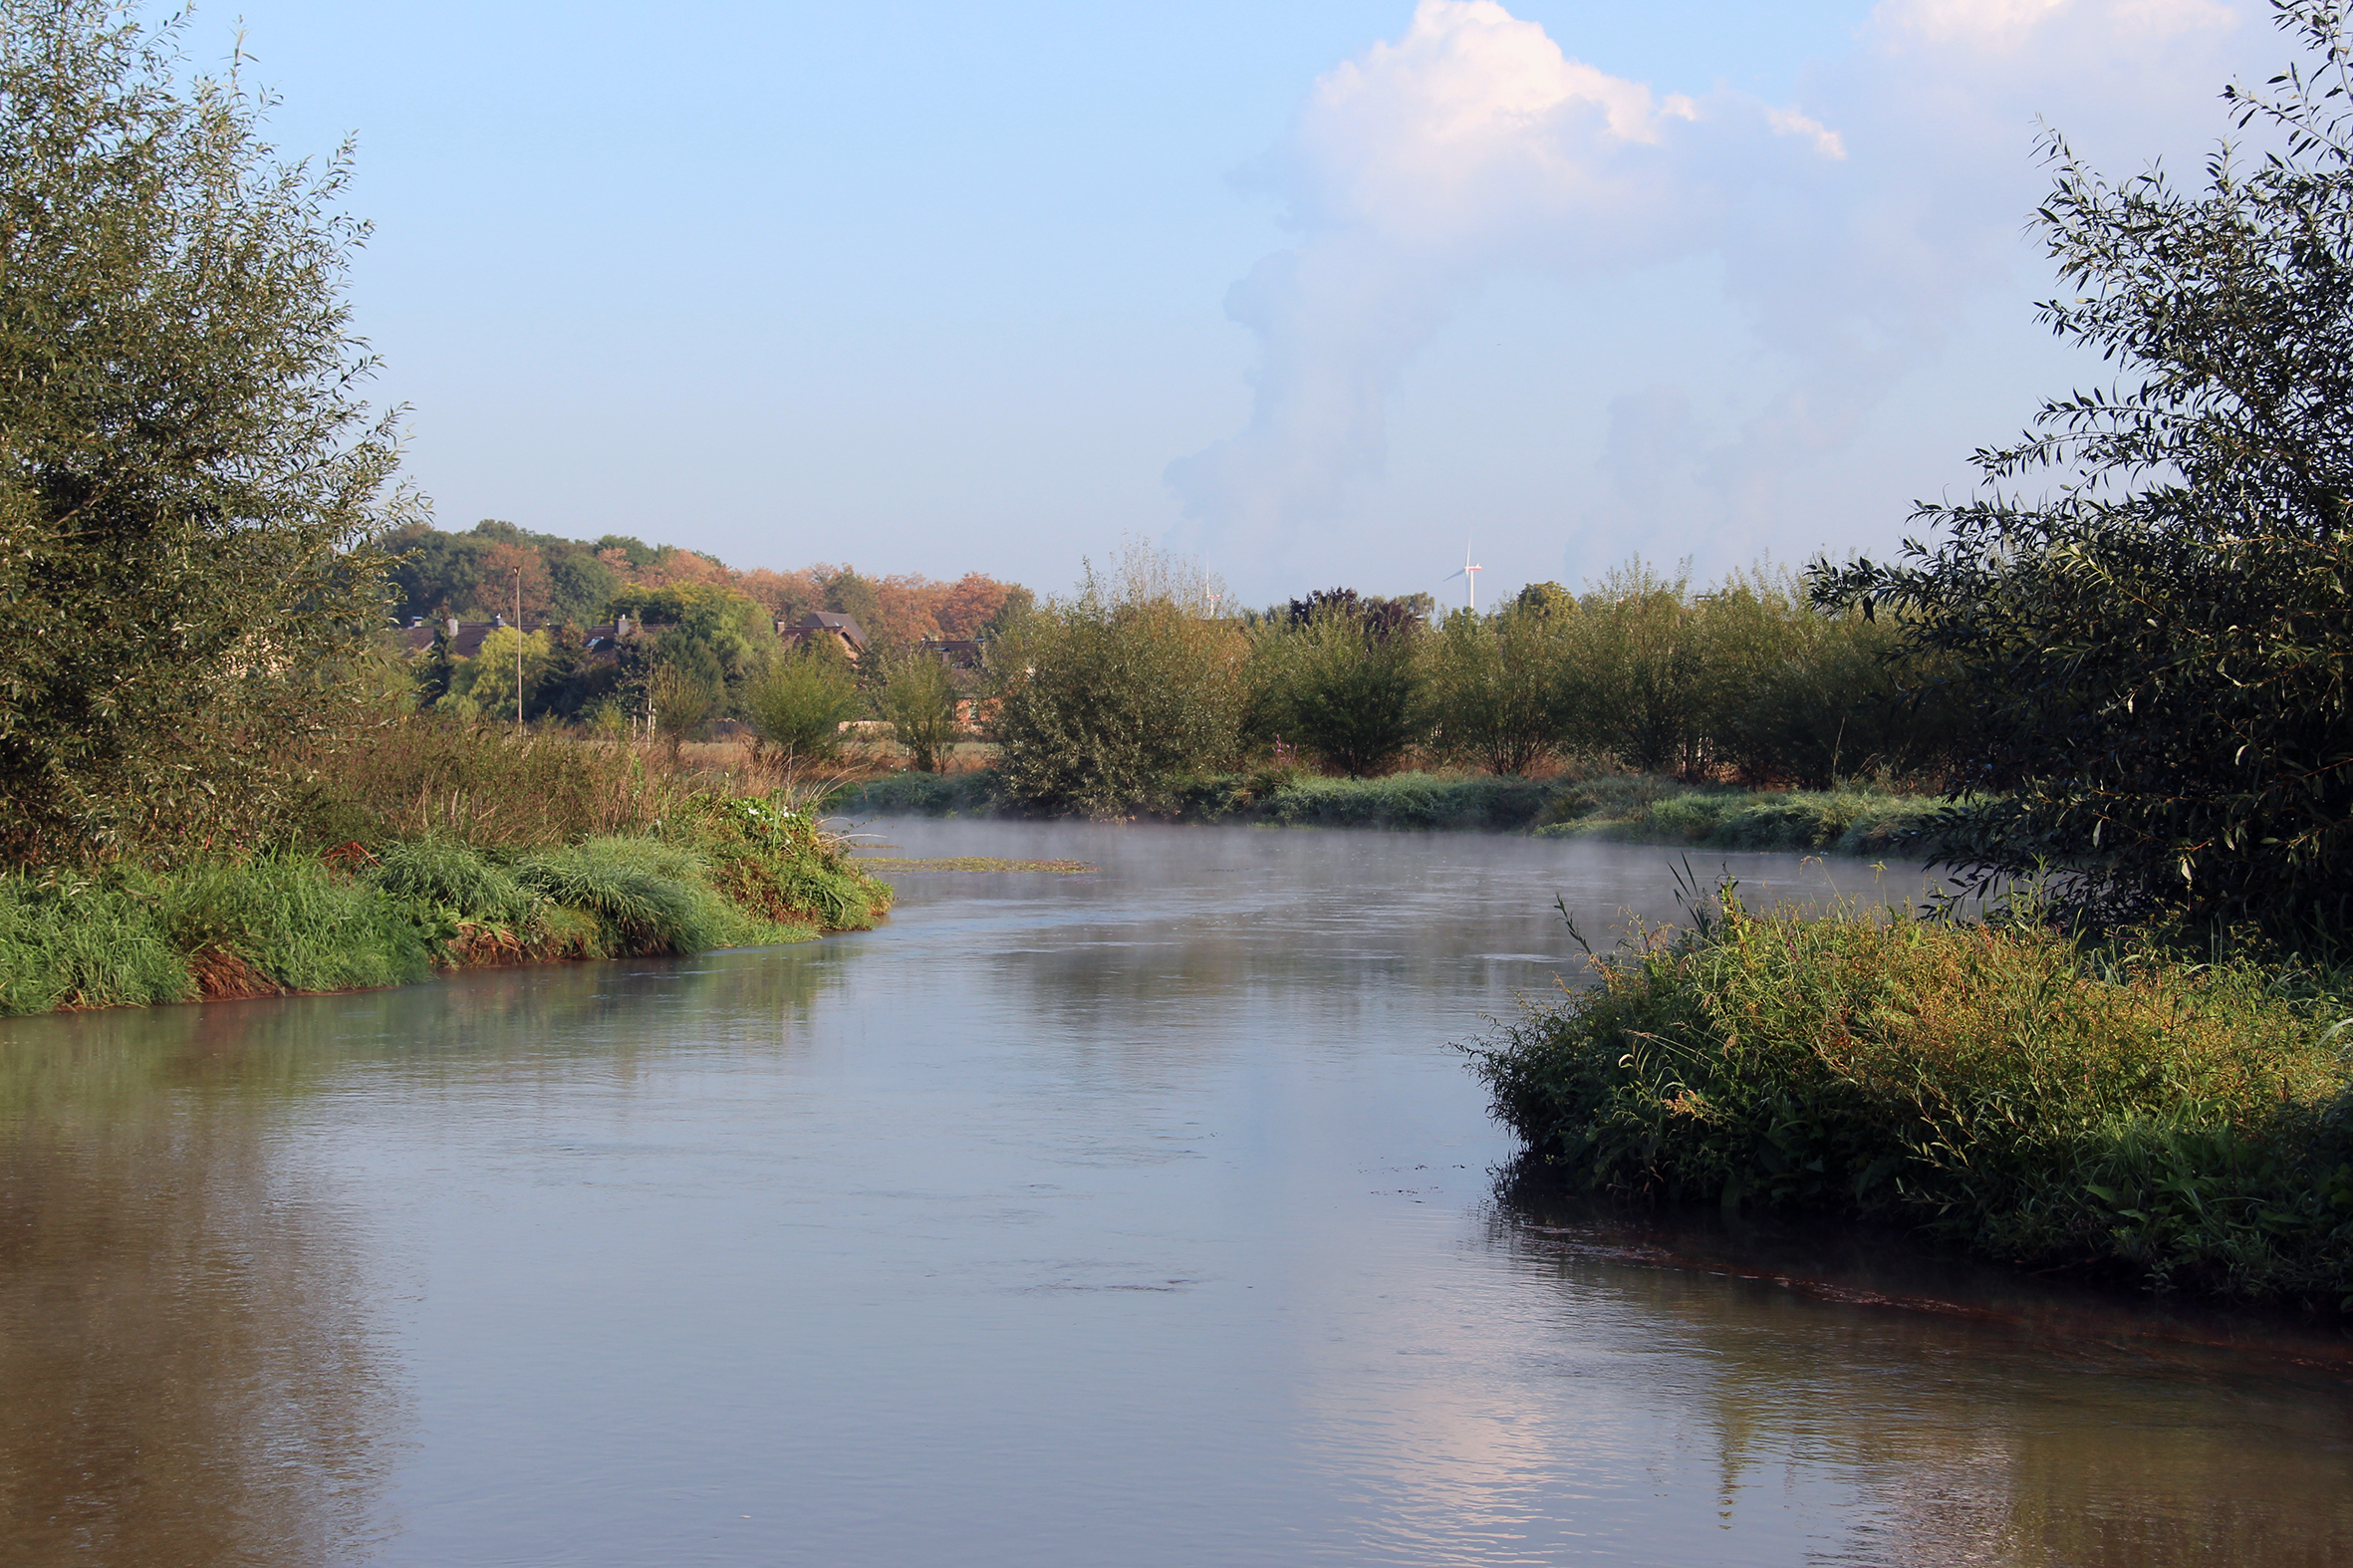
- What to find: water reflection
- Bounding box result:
[0,1002,399,1566]
[0,822,2340,1567]
[1486,1185,2353,1567]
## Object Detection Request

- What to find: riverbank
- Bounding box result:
[1467,897,2353,1310]
[837,767,1948,855]
[3,729,895,1016]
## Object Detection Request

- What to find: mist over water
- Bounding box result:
[0,822,2344,1566]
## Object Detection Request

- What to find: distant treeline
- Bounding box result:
[983,549,1959,817]
[390,521,1034,737]
[386,519,1033,646]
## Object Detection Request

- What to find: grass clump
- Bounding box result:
[1468,897,2353,1307]
[667,793,890,933]
[0,874,193,1012]
[514,838,766,955]
[157,856,434,997]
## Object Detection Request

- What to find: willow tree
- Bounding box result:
[0,3,406,860]
[1819,0,2353,928]
[988,543,1246,815]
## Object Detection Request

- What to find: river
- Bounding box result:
[0,821,2346,1566]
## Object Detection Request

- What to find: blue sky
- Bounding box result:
[216,0,2284,607]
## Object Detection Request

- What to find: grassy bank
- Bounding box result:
[837,766,1943,853]
[0,727,894,1017]
[1467,899,2353,1308]
[1532,778,1951,856]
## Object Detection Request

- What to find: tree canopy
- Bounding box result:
[1815,0,2353,928]
[0,2,407,859]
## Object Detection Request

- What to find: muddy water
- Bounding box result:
[0,822,2344,1566]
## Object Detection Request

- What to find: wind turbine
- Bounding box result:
[1444,543,1483,613]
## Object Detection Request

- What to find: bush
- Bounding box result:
[740,644,861,763]
[1247,601,1426,776]
[1468,897,2353,1305]
[989,545,1247,815]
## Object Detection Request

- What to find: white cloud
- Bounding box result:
[1169,0,2255,574]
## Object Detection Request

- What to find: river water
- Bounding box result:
[1,821,2347,1566]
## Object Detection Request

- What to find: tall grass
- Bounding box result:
[294,724,700,848]
[159,857,434,995]
[0,723,897,1016]
[1467,897,2353,1306]
[0,874,192,1012]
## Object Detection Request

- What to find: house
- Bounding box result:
[780,611,869,661]
[394,614,661,664]
[395,615,550,659]
[917,638,985,670]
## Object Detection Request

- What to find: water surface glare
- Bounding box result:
[1,822,2347,1566]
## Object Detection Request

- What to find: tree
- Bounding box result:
[874,650,960,772]
[603,581,778,695]
[989,545,1246,814]
[740,642,860,764]
[454,626,553,723]
[1247,592,1426,776]
[650,656,722,753]
[1425,603,1569,776]
[1814,0,2353,927]
[0,3,407,858]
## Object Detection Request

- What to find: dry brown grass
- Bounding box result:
[297,722,864,850]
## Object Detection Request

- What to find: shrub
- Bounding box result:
[1468,897,2353,1305]
[873,651,961,773]
[989,544,1247,815]
[740,644,860,763]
